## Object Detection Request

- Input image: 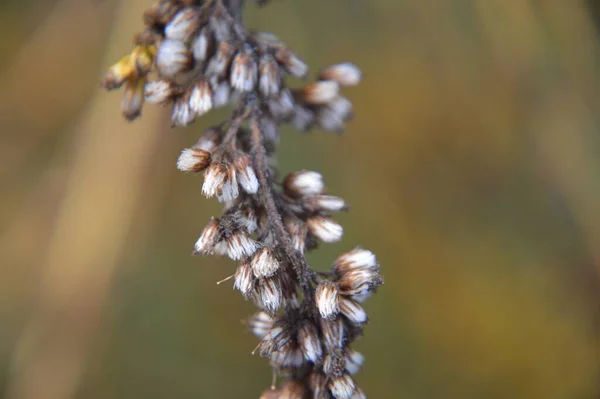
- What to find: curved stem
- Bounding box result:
[249,115,316,295]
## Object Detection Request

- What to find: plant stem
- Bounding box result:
[249,116,316,295]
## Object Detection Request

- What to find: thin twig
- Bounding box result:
[249,115,316,295]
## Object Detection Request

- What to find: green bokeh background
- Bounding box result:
[2,1,600,398]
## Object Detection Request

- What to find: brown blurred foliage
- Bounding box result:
[2,1,600,398]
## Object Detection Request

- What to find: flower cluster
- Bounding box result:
[101,1,382,398]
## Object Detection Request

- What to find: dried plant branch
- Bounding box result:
[100,1,382,397]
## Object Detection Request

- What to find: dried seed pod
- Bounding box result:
[329,373,355,399]
[202,163,228,198]
[284,170,324,198]
[275,48,308,78]
[333,248,378,275]
[254,276,283,313]
[316,281,340,319]
[206,41,235,78]
[156,39,192,78]
[230,49,258,92]
[339,297,367,325]
[248,311,274,339]
[257,324,292,356]
[144,80,176,104]
[251,247,280,278]
[307,216,343,243]
[226,231,258,260]
[189,79,213,116]
[305,195,348,212]
[165,7,202,41]
[192,27,212,63]
[233,154,259,194]
[121,78,145,121]
[319,63,362,86]
[259,54,281,98]
[302,81,340,104]
[177,147,211,173]
[344,349,365,375]
[297,322,322,363]
[194,126,223,153]
[171,94,195,126]
[234,260,255,297]
[193,218,220,254]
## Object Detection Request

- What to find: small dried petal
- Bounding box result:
[298,322,322,363]
[144,80,175,104]
[339,297,367,325]
[189,79,213,116]
[329,374,355,399]
[156,39,192,78]
[177,147,211,172]
[234,260,255,297]
[165,7,201,41]
[248,311,274,339]
[193,218,220,254]
[319,63,362,86]
[251,247,280,278]
[307,216,343,243]
[316,281,340,319]
[283,170,324,198]
[302,81,340,104]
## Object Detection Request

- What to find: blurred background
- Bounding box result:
[2,0,600,398]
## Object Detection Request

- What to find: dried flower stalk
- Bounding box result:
[101,0,382,397]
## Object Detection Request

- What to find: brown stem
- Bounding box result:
[249,116,316,295]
